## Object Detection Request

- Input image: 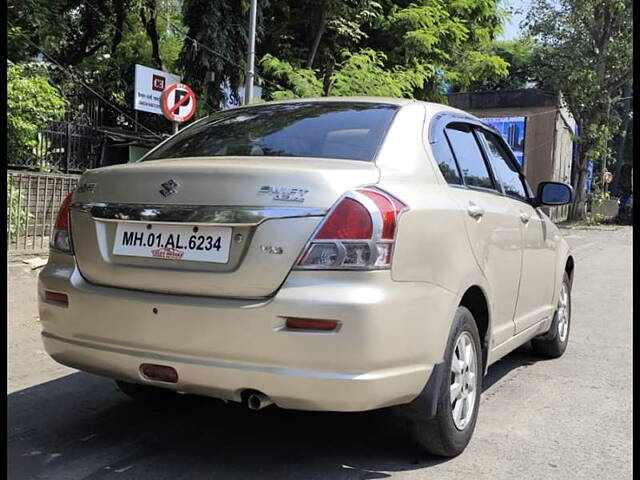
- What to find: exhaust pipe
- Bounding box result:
[245,391,273,410]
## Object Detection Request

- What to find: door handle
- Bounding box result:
[519,212,530,223]
[467,202,485,219]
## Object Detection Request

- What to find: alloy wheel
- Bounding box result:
[450,331,478,430]
[557,283,570,343]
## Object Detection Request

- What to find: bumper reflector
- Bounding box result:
[45,291,68,305]
[140,363,178,383]
[285,318,339,331]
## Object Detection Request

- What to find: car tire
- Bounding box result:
[531,273,572,359]
[407,306,483,457]
[115,380,177,403]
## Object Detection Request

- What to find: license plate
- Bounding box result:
[113,223,232,263]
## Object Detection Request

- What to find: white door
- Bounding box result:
[441,123,522,348]
[475,129,556,333]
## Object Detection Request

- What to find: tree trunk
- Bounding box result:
[569,162,588,220]
[140,0,163,70]
[111,0,127,54]
[306,0,330,69]
[569,137,590,220]
[322,51,335,96]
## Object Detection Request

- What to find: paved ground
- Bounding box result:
[7,226,632,479]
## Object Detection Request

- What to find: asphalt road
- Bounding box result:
[7,226,632,479]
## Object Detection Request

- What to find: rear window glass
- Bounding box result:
[444,123,496,190]
[142,102,398,163]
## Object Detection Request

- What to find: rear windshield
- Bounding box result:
[142,102,398,163]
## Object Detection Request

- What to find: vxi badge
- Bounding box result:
[258,185,309,203]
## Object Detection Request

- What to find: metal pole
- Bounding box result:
[244,0,257,106]
[172,122,179,135]
[602,95,611,194]
[65,122,72,174]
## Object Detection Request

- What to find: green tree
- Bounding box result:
[259,0,509,102]
[525,0,633,219]
[7,61,67,165]
[261,49,428,100]
[365,0,509,99]
[179,0,251,111]
[467,36,536,91]
[9,0,184,134]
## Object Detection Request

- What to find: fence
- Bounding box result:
[8,171,80,254]
[9,121,104,173]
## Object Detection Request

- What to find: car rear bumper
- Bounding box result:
[38,251,457,411]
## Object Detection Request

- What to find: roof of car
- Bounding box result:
[239,96,468,115]
[256,96,417,106]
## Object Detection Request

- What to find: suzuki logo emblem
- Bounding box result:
[159,179,179,197]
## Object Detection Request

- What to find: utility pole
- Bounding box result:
[244,0,257,106]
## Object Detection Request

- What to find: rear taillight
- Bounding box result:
[50,191,74,253]
[296,187,407,270]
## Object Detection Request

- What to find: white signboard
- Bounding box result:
[134,64,181,115]
[220,82,262,110]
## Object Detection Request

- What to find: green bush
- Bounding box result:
[7,176,33,236]
[7,61,66,165]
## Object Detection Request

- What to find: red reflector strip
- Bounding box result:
[55,191,74,229]
[140,363,178,383]
[285,318,339,331]
[45,291,68,305]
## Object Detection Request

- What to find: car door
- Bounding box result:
[475,128,556,333]
[439,122,522,348]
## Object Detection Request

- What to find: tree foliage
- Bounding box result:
[7,62,67,164]
[260,55,323,100]
[467,37,536,91]
[381,0,508,94]
[525,0,633,219]
[261,49,428,100]
[331,49,428,97]
[178,0,252,111]
[8,0,513,116]
[259,0,509,102]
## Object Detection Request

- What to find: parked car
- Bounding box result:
[38,98,574,457]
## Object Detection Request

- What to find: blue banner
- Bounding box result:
[480,116,527,166]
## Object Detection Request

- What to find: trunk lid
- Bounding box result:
[70,157,379,297]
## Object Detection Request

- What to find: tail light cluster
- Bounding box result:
[51,191,75,254]
[296,187,407,270]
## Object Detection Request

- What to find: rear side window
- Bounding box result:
[142,102,398,163]
[477,130,528,201]
[444,124,495,190]
[431,138,462,184]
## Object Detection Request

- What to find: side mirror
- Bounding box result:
[536,182,573,206]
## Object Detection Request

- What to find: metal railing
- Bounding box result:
[9,121,104,173]
[7,171,80,254]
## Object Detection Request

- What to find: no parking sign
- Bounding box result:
[160,83,197,123]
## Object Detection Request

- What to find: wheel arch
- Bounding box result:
[458,285,490,374]
[565,255,575,286]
